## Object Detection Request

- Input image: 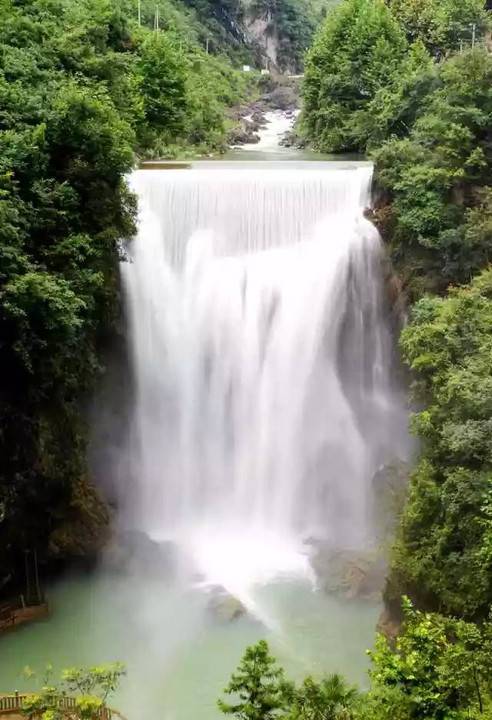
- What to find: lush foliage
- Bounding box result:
[303,1,492,293]
[219,642,358,720]
[303,0,409,153]
[366,601,492,719]
[285,674,358,720]
[0,0,137,590]
[374,50,492,295]
[386,271,492,619]
[22,663,125,720]
[386,0,489,57]
[221,624,492,720]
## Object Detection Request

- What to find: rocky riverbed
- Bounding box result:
[227,78,300,148]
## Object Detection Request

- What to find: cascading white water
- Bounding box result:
[121,163,408,600]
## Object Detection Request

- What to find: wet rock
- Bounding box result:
[103,530,182,577]
[371,460,410,541]
[48,477,110,560]
[279,128,307,149]
[227,120,261,146]
[263,85,298,111]
[207,586,246,621]
[306,541,387,601]
[251,110,267,127]
[377,606,401,643]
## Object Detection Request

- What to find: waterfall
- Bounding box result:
[121,163,407,593]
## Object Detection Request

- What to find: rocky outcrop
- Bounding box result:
[371,460,410,543]
[307,541,387,601]
[48,476,110,559]
[228,123,261,146]
[102,530,184,578]
[206,586,246,621]
[377,605,401,643]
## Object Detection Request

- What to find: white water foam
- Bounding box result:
[238,110,298,153]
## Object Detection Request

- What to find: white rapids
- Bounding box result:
[239,110,298,153]
[121,164,408,602]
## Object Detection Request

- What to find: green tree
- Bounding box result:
[368,600,492,719]
[387,270,492,618]
[218,641,290,720]
[387,0,489,57]
[302,0,409,152]
[136,31,188,148]
[373,49,492,295]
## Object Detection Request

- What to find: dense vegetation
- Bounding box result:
[300,0,492,718]
[390,271,492,620]
[220,621,492,720]
[2,0,492,719]
[0,0,258,598]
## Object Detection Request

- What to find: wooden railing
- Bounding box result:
[0,694,113,719]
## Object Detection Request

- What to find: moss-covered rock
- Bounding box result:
[48,476,110,559]
[308,541,387,601]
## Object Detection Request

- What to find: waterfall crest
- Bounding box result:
[121,164,407,589]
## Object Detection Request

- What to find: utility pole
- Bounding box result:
[137,0,141,26]
[472,23,477,48]
[205,37,209,54]
[154,4,159,31]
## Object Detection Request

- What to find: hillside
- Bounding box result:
[139,0,327,73]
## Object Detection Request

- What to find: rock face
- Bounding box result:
[207,586,246,621]
[228,124,260,146]
[307,541,387,601]
[48,476,110,559]
[103,530,183,577]
[371,460,410,542]
[377,606,401,643]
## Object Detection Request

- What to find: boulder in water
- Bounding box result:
[207,586,246,622]
[227,124,260,146]
[103,530,183,577]
[306,540,386,601]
